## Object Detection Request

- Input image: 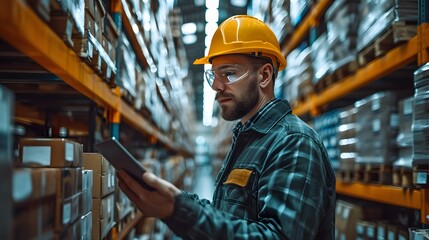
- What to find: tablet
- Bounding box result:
[94,138,155,191]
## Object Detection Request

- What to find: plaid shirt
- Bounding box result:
[164,99,336,240]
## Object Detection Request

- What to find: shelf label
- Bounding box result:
[63,202,71,224]
[416,172,428,184]
[22,146,51,165]
[12,169,32,202]
[65,142,74,162]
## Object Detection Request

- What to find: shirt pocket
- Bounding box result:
[221,168,258,209]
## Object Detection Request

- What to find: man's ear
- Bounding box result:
[259,64,273,88]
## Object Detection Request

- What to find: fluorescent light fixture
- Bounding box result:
[205,22,218,36]
[205,8,219,23]
[230,0,247,7]
[206,0,219,9]
[181,22,197,35]
[203,65,216,126]
[183,34,197,44]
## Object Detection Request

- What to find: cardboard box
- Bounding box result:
[54,216,81,240]
[18,138,82,167]
[93,193,115,239]
[82,170,93,215]
[12,168,58,204]
[14,196,56,240]
[81,212,92,240]
[55,192,82,231]
[83,153,116,197]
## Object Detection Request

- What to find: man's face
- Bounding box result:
[211,55,261,121]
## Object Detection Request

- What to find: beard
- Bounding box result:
[217,77,260,121]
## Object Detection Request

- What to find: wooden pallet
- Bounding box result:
[314,74,335,93]
[354,163,392,184]
[358,22,417,66]
[392,167,413,187]
[332,60,359,82]
[337,168,355,183]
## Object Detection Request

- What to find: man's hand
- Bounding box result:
[117,170,181,219]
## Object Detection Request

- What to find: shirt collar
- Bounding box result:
[232,99,291,138]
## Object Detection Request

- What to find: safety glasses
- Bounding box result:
[204,64,260,87]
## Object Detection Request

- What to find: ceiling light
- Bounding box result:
[205,0,219,9]
[205,8,219,23]
[181,22,197,35]
[230,0,247,7]
[183,35,197,45]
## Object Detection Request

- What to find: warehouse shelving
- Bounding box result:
[0,0,192,157]
[337,180,429,223]
[0,0,193,238]
[283,0,429,225]
[293,23,429,116]
[280,0,333,56]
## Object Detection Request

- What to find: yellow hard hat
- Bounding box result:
[194,15,286,71]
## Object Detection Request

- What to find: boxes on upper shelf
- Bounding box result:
[354,91,399,165]
[18,138,83,168]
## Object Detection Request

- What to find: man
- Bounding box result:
[117,15,336,239]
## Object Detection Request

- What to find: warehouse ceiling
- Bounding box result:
[175,0,249,122]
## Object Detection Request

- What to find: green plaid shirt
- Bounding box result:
[164,99,336,239]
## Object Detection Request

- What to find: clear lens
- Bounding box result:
[204,64,252,87]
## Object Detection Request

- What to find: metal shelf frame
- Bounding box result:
[0,0,190,156]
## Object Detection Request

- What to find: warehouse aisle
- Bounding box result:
[191,163,215,201]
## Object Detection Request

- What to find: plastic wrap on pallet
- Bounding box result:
[357,0,418,51]
[117,34,137,98]
[354,91,399,164]
[284,47,312,104]
[290,0,309,26]
[69,0,85,36]
[313,110,340,170]
[413,63,429,164]
[325,0,359,72]
[394,97,414,169]
[311,34,333,85]
[397,97,414,147]
[269,0,292,41]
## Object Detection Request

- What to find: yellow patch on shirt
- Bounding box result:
[224,168,253,187]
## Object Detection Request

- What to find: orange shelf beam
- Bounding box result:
[336,181,429,224]
[292,25,427,116]
[281,0,333,56]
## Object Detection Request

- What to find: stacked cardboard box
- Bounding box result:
[14,138,85,239]
[413,63,429,185]
[325,0,359,76]
[311,33,333,86]
[0,86,13,239]
[354,92,399,164]
[338,106,358,174]
[284,47,313,104]
[313,110,340,170]
[393,97,414,186]
[83,153,116,239]
[357,0,418,53]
